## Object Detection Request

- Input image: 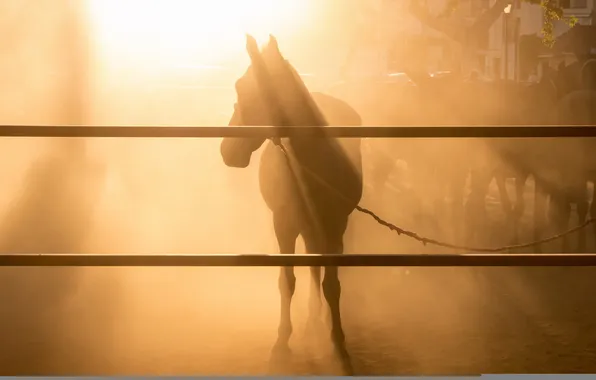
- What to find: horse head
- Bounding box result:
[221,34,322,168]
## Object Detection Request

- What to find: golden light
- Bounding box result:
[86,0,311,68]
[84,0,314,254]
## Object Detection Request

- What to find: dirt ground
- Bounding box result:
[1,266,594,375]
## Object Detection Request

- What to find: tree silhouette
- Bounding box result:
[408,0,577,48]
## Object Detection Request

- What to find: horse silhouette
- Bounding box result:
[220,35,362,375]
[545,58,596,252]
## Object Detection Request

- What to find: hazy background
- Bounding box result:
[0,0,594,375]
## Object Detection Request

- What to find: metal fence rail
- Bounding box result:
[3,123,596,268]
[2,253,596,267]
[2,125,596,138]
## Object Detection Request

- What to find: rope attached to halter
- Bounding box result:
[271,139,595,253]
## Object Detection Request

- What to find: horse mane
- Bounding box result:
[282,60,329,127]
[252,36,328,128]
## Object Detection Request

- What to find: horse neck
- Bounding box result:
[276,97,325,128]
[281,116,339,162]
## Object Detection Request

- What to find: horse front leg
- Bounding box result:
[494,171,514,245]
[271,212,299,356]
[465,168,491,246]
[533,179,547,253]
[512,172,529,246]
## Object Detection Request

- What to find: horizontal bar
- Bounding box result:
[1,253,595,267]
[1,125,596,138]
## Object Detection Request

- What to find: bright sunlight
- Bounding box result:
[87,0,311,68]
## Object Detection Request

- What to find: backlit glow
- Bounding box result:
[87,0,310,68]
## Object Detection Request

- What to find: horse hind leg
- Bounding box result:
[304,239,323,334]
[271,211,299,356]
[576,187,589,253]
[465,168,491,245]
[590,179,596,250]
[549,193,572,253]
[320,219,353,375]
[300,222,325,331]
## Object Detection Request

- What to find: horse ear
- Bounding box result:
[245,34,260,62]
[268,34,280,53]
[263,34,284,60]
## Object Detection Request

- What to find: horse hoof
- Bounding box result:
[271,342,292,358]
[332,345,354,375]
[340,361,354,376]
[338,353,354,376]
[268,343,294,375]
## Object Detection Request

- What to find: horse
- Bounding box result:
[544,58,596,252]
[512,58,596,253]
[356,73,540,247]
[389,74,561,250]
[332,73,471,244]
[469,61,596,253]
[462,77,558,249]
[220,35,362,375]
[349,72,557,250]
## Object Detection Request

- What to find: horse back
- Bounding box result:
[258,92,363,216]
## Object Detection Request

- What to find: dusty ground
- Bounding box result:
[1,267,595,375]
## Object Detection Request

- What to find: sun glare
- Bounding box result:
[87,0,310,68]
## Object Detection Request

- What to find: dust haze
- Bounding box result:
[0,0,595,376]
